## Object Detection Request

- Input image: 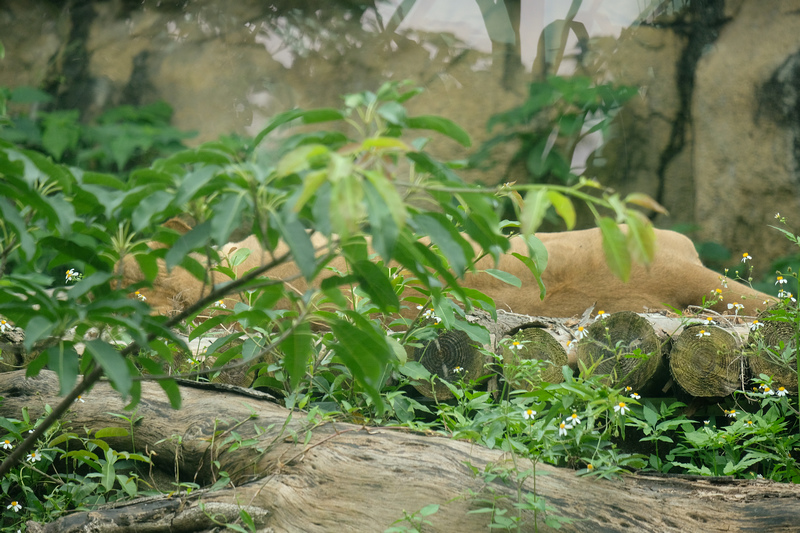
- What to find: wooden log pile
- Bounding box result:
[459,308,797,400]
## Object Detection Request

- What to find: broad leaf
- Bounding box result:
[406,115,471,147]
[598,217,631,282]
[46,344,79,395]
[84,340,132,399]
[280,322,313,391]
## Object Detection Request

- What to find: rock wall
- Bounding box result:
[2,0,800,277]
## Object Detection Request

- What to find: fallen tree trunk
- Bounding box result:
[5,370,799,533]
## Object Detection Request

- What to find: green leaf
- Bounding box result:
[277,144,330,177]
[0,197,35,259]
[406,115,471,147]
[377,101,408,125]
[359,136,410,151]
[271,210,316,280]
[547,190,576,229]
[10,85,52,104]
[175,165,219,205]
[511,234,549,300]
[189,315,227,341]
[165,220,213,270]
[158,378,182,409]
[280,322,313,391]
[520,188,551,235]
[352,260,399,312]
[23,316,55,353]
[625,210,656,265]
[330,174,364,237]
[210,192,246,245]
[413,213,472,276]
[598,217,631,282]
[101,449,117,492]
[41,110,81,160]
[484,268,521,288]
[84,340,132,399]
[131,190,174,232]
[94,427,130,439]
[251,108,345,151]
[330,314,389,411]
[362,178,400,261]
[47,344,79,396]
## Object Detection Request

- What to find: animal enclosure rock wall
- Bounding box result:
[2,0,800,271]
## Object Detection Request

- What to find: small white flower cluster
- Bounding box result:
[522,408,537,420]
[26,451,42,462]
[416,305,441,324]
[750,320,763,331]
[778,289,796,302]
[625,386,641,400]
[134,291,147,302]
[0,319,11,334]
[696,329,710,338]
[509,340,524,351]
[65,268,82,283]
[727,302,744,314]
[557,412,581,436]
[759,383,775,396]
[613,402,630,416]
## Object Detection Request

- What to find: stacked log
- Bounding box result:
[466,309,796,399]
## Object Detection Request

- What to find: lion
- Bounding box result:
[119,223,775,319]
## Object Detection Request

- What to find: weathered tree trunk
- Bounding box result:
[5,370,799,533]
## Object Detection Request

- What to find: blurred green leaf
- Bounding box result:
[281,322,313,391]
[352,259,399,312]
[252,108,345,151]
[547,190,576,229]
[406,115,471,147]
[47,344,79,395]
[84,340,132,399]
[330,314,390,411]
[598,216,630,281]
[521,188,550,235]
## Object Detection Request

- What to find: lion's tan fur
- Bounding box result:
[120,227,774,318]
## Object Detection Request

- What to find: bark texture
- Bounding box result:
[4,370,799,533]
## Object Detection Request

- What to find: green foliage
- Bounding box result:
[0,79,671,525]
[0,88,195,173]
[0,404,151,530]
[470,75,638,186]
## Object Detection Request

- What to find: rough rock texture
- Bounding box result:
[693,1,800,265]
[3,1,800,273]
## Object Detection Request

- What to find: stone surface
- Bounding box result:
[3,1,800,278]
[693,1,800,268]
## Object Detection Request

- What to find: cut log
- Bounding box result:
[669,324,742,397]
[747,306,799,393]
[501,326,568,389]
[576,311,662,390]
[5,370,799,533]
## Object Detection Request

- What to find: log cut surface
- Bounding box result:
[4,370,798,533]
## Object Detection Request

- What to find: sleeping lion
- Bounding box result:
[119,223,774,319]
